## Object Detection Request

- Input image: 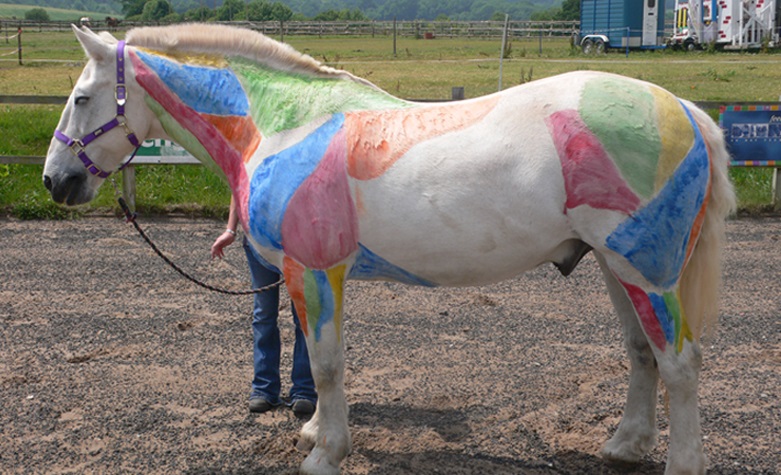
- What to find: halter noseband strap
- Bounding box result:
[55,40,141,179]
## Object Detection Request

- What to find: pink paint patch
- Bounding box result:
[130,51,250,225]
[546,109,641,214]
[619,278,667,351]
[281,128,359,269]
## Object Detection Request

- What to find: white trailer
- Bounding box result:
[669,0,780,49]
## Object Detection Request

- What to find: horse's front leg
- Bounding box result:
[284,258,350,475]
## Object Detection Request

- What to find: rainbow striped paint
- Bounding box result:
[130,48,498,341]
[546,77,711,352]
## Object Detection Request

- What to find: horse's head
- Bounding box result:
[44,26,154,205]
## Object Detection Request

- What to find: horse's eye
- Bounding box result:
[74,96,89,106]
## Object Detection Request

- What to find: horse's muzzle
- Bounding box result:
[44,171,89,205]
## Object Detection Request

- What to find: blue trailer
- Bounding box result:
[580,0,667,53]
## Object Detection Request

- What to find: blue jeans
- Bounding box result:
[243,239,317,405]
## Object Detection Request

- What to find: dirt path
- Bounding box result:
[0,216,779,474]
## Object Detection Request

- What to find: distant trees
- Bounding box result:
[140,0,175,21]
[530,0,579,21]
[25,8,51,21]
[120,0,147,18]
[17,0,580,23]
[246,1,294,22]
[312,9,369,21]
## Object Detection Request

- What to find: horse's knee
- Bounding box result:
[657,343,702,388]
[627,333,657,370]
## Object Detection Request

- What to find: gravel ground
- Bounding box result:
[0,215,779,474]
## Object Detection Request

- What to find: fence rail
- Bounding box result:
[1,19,580,39]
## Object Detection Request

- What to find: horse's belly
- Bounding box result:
[352,126,573,287]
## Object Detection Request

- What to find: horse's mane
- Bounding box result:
[125,23,377,88]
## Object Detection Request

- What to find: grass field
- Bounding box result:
[1,29,779,217]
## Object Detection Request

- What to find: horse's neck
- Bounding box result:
[132,48,409,228]
[230,58,411,136]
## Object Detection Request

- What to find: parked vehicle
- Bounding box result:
[669,0,779,50]
[579,0,667,53]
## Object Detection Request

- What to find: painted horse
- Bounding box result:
[44,24,735,475]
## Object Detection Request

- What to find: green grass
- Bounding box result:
[2,31,780,218]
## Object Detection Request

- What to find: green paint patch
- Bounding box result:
[303,268,321,338]
[579,76,661,199]
[231,58,409,135]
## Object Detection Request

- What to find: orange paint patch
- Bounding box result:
[345,96,499,180]
[283,256,308,336]
[683,113,714,267]
[200,113,262,163]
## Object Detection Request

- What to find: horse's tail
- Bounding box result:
[679,100,736,341]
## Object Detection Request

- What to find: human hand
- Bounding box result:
[210,230,236,259]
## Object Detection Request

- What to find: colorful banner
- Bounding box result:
[720,105,781,166]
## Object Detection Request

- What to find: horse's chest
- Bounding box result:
[247,115,358,270]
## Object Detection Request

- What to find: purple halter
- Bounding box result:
[54,40,141,179]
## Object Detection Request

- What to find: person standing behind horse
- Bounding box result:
[211,197,317,417]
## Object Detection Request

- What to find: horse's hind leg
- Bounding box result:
[598,254,706,474]
[596,254,659,464]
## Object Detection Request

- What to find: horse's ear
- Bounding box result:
[72,24,112,62]
[98,31,119,44]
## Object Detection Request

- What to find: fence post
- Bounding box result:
[393,17,397,57]
[451,87,465,101]
[499,15,509,92]
[17,27,22,66]
[122,165,137,212]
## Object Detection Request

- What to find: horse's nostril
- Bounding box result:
[44,175,53,191]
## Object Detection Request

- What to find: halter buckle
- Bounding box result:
[115,84,127,106]
[68,140,85,157]
[117,114,132,135]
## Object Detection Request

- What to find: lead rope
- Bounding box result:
[112,179,284,296]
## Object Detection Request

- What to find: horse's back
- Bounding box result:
[351,71,727,288]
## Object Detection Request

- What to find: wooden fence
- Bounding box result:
[1,19,580,39]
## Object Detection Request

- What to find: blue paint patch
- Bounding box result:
[248,114,345,251]
[348,243,437,287]
[605,103,709,289]
[136,50,248,116]
[313,269,334,341]
[649,293,674,344]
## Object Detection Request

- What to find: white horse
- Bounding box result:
[44,24,735,474]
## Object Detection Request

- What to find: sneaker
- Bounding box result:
[291,399,315,417]
[249,396,274,414]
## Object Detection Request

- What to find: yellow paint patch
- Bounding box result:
[136,47,227,68]
[326,265,347,342]
[651,86,694,192]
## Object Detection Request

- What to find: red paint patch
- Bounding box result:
[546,109,641,214]
[619,278,667,351]
[281,128,359,269]
[131,51,250,225]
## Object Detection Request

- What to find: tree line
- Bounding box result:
[17,0,580,23]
